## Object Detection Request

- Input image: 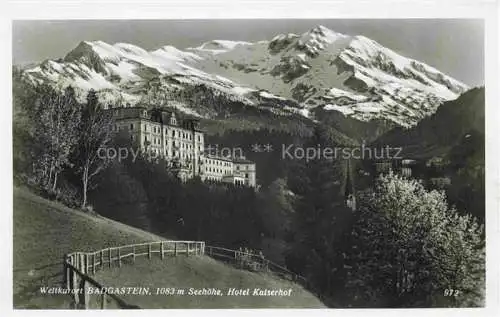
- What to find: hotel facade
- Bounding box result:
[111,106,256,187]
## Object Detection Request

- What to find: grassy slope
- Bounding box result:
[94,256,323,308]
[13,187,324,309]
[13,187,166,308]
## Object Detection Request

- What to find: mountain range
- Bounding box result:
[21,25,469,136]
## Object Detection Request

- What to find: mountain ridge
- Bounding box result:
[21,25,468,131]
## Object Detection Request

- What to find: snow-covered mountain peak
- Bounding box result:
[21,27,471,128]
[338,35,468,98]
[189,40,253,55]
[291,25,349,57]
[304,25,347,42]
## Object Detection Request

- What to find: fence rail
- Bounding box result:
[62,241,310,309]
[205,246,308,286]
[63,240,205,309]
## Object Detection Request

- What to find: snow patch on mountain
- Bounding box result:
[188,25,468,126]
[190,40,253,55]
[21,25,469,127]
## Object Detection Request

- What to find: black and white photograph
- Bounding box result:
[6,1,499,314]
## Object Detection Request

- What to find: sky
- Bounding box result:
[12,19,484,87]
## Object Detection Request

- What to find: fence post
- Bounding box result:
[174,242,177,256]
[73,272,80,306]
[161,242,164,259]
[80,253,85,274]
[83,279,89,309]
[85,254,89,275]
[118,248,121,267]
[108,249,112,268]
[93,253,96,275]
[101,292,107,309]
[68,256,73,291]
[100,250,104,270]
[63,254,68,289]
[133,246,136,263]
[148,243,152,259]
[187,243,190,257]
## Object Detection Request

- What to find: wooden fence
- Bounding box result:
[205,246,308,286]
[63,240,205,309]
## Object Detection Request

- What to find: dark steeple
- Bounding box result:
[344,159,356,211]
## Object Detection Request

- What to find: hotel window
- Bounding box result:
[130,123,134,131]
[172,130,175,137]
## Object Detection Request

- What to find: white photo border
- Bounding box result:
[1,1,498,317]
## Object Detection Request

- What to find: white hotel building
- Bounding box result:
[111,106,256,187]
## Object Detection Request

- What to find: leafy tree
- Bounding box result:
[22,85,81,191]
[344,172,485,307]
[75,89,114,208]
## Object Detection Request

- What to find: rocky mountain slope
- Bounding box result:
[21,25,468,130]
[373,87,484,159]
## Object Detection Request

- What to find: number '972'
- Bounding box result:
[444,289,461,297]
